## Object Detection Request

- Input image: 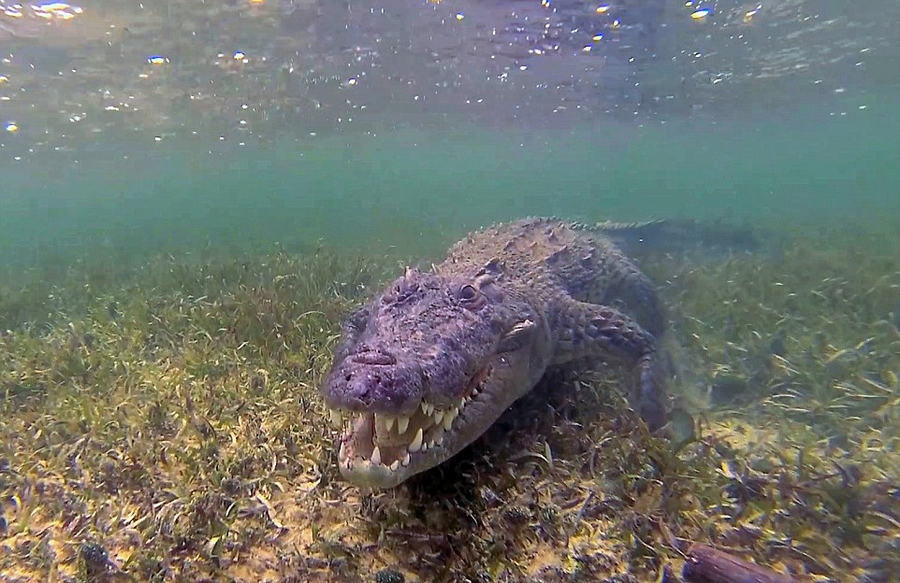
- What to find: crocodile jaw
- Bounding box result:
[332,364,497,489]
[330,338,548,488]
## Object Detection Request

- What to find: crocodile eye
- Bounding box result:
[459,284,478,301]
[457,284,486,310]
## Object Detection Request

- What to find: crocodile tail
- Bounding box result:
[577,219,760,254]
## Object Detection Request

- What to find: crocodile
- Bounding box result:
[321,217,671,489]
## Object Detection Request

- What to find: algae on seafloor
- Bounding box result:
[0,230,899,583]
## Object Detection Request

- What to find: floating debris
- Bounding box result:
[744,5,763,24]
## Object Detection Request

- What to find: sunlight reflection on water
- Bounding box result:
[0,0,896,163]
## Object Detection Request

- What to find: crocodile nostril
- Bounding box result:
[351,350,397,366]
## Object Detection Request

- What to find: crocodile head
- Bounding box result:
[322,266,551,488]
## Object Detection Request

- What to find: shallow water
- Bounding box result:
[3,102,899,268]
[1,1,899,582]
[2,0,899,267]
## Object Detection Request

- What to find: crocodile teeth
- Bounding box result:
[401,452,411,467]
[433,410,444,426]
[371,445,382,466]
[384,415,395,432]
[409,427,424,452]
[390,460,400,471]
[443,407,457,431]
[397,416,410,435]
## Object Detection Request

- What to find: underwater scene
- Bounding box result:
[1,0,900,582]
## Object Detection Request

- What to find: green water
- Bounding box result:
[3,91,899,271]
[2,0,899,269]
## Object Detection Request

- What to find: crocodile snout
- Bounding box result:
[349,349,397,366]
[326,358,424,412]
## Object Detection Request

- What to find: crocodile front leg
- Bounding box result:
[551,299,667,431]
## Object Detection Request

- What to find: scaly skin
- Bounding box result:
[321,217,668,489]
